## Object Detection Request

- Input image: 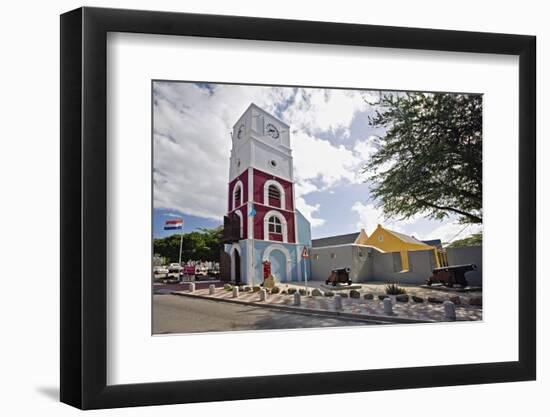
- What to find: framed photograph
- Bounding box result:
[60,6,536,409]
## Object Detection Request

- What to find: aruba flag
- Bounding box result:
[164,218,183,230]
[249,205,256,217]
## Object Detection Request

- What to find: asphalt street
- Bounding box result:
[153,294,372,334]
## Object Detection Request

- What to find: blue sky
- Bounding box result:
[153,82,481,242]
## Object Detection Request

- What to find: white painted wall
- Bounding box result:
[0,1,546,417]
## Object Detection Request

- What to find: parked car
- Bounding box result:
[153,266,168,280]
[195,265,208,278]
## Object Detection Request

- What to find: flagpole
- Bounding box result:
[178,223,184,265]
[177,219,184,282]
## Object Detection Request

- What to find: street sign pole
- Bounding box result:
[302,246,309,296]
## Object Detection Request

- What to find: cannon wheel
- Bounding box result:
[348,280,352,285]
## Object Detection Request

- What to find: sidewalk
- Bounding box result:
[172,285,482,324]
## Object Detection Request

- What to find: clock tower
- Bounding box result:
[223,103,311,285]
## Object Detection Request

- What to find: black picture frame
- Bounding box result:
[60,6,536,410]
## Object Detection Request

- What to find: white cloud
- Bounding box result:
[351,201,400,234]
[418,222,482,244]
[292,131,361,188]
[282,89,375,137]
[295,197,325,228]
[351,201,427,235]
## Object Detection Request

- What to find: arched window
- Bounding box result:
[232,181,243,209]
[268,215,282,235]
[263,180,285,209]
[263,210,288,242]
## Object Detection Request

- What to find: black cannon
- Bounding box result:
[426,264,477,288]
[325,267,352,286]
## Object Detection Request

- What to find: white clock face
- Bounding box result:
[237,124,245,139]
[265,123,280,139]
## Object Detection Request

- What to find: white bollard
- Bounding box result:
[189,282,195,293]
[232,287,239,298]
[383,297,393,315]
[260,289,267,301]
[334,294,343,310]
[444,300,456,321]
[293,292,301,306]
[209,284,215,295]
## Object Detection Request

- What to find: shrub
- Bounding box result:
[298,288,307,296]
[385,283,407,295]
[339,293,348,298]
[311,289,323,296]
[287,288,297,295]
[243,286,251,292]
[324,291,334,297]
[427,296,443,304]
[252,286,261,293]
[363,293,374,300]
[378,294,389,300]
[271,286,280,294]
[223,283,233,291]
[281,290,288,295]
[412,295,424,303]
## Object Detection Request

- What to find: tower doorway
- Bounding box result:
[233,250,241,284]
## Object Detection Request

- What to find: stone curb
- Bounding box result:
[170,291,433,325]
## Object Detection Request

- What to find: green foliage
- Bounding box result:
[298,288,307,296]
[364,92,482,224]
[271,287,280,294]
[153,226,223,263]
[385,283,407,295]
[223,283,233,291]
[447,232,482,248]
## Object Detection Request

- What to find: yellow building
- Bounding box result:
[356,224,443,271]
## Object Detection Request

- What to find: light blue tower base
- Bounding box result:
[224,209,312,285]
[224,240,311,286]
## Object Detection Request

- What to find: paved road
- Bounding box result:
[153,294,372,334]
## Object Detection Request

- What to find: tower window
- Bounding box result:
[268,184,281,205]
[263,180,286,210]
[267,216,282,235]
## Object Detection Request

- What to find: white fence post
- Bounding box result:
[232,287,239,298]
[444,300,456,321]
[260,289,267,301]
[383,297,393,315]
[209,284,215,295]
[189,283,195,293]
[293,292,301,306]
[334,294,343,310]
